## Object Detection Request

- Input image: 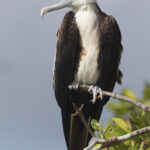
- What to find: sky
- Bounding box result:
[0,0,150,150]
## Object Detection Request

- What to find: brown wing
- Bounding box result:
[53,11,81,109]
[98,15,123,105]
[53,11,83,149]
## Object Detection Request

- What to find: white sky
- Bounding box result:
[0,0,150,149]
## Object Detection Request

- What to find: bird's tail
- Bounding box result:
[68,115,91,150]
[61,103,104,150]
[61,110,90,150]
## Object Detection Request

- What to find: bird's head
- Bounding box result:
[41,0,97,18]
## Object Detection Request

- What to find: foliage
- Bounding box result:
[91,82,150,150]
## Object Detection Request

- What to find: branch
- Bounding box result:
[70,84,150,150]
[98,130,109,150]
[72,103,96,138]
[84,126,150,150]
[78,84,150,113]
[72,103,150,150]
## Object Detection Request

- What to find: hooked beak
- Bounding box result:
[41,0,73,18]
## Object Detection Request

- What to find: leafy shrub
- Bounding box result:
[91,83,150,150]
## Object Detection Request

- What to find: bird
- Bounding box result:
[41,0,123,149]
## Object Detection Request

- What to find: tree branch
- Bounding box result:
[71,84,150,150]
[78,84,150,113]
[72,103,96,138]
[86,126,150,150]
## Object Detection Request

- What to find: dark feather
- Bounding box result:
[53,11,83,149]
[98,14,123,105]
[53,8,123,150]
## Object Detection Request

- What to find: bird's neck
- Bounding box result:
[72,2,100,14]
[75,5,100,48]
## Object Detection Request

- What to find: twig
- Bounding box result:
[102,91,150,113]
[99,126,150,150]
[72,104,84,116]
[99,130,109,150]
[84,126,150,150]
[72,103,96,138]
[77,84,150,113]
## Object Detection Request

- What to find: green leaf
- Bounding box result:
[139,142,144,150]
[142,82,150,100]
[112,118,130,133]
[100,83,150,149]
[93,144,101,149]
[91,119,102,131]
[121,88,136,100]
[104,123,125,138]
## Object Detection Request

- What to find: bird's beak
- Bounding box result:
[41,0,73,18]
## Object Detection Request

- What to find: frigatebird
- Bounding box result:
[41,0,123,149]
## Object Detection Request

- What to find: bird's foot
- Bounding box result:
[72,104,84,117]
[68,83,79,91]
[88,85,103,104]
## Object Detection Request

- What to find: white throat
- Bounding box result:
[74,6,100,85]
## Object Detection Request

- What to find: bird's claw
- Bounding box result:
[88,86,103,103]
[68,84,79,91]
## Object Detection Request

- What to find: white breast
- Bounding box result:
[74,7,100,85]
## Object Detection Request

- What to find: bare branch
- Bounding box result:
[77,84,150,113]
[83,126,150,150]
[102,91,150,113]
[72,103,96,138]
[98,130,109,150]
[97,126,150,150]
